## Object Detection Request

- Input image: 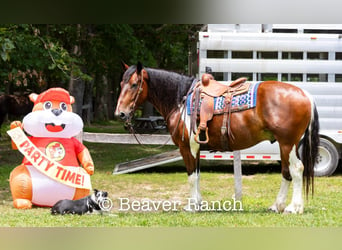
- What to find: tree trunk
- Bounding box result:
[107,76,115,120]
[69,77,85,116]
[94,74,109,121]
[82,79,94,125]
[68,24,84,116]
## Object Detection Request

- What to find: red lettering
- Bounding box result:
[38,156,48,166]
[65,171,76,183]
[55,166,64,178]
[19,140,30,148]
[44,161,55,171]
[75,174,82,185]
[31,150,41,163]
[23,146,34,156]
[61,168,67,179]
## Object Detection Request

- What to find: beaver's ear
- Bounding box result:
[70,96,75,104]
[29,93,38,103]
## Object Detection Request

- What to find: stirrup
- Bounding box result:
[194,127,209,144]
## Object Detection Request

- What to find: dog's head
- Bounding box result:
[91,189,108,204]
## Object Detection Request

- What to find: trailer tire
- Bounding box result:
[313,138,339,177]
[299,137,339,176]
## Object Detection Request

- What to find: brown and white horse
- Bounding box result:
[115,62,319,214]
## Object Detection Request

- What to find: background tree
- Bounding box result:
[0,24,203,122]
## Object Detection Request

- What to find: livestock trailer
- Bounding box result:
[191,24,342,176]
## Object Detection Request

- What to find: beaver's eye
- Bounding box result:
[60,102,67,111]
[44,101,52,110]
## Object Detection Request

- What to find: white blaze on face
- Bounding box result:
[114,83,131,117]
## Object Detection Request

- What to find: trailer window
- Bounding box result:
[232,51,253,59]
[335,74,342,82]
[258,73,277,81]
[307,74,328,82]
[257,51,278,59]
[335,52,342,60]
[211,72,224,81]
[282,52,303,60]
[307,52,328,60]
[272,28,297,33]
[281,74,303,82]
[207,50,227,58]
[232,73,253,81]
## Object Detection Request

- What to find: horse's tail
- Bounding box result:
[301,98,320,198]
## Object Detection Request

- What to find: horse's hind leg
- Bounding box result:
[284,145,304,214]
[269,178,290,213]
[269,143,292,213]
[269,144,304,214]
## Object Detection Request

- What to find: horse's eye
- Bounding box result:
[44,101,52,110]
[131,83,138,89]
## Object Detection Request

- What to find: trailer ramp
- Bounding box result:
[113,150,182,174]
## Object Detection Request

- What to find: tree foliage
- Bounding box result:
[0,24,202,121]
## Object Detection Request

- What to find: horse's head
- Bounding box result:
[114,62,149,121]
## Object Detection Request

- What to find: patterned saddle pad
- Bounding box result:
[187,81,261,115]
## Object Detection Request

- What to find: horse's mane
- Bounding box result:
[146,67,194,106]
[124,65,195,115]
[122,65,137,83]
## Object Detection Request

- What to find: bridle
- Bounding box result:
[124,72,173,148]
[122,70,197,148]
[131,72,145,114]
[124,71,145,126]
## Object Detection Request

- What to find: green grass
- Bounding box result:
[1,170,341,227]
[83,120,128,134]
[1,121,342,227]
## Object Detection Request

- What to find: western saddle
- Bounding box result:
[192,74,250,144]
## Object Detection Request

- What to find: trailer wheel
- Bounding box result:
[299,137,339,176]
[314,138,339,176]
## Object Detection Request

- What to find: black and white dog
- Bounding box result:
[51,189,109,215]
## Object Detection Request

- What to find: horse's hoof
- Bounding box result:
[268,202,286,213]
[284,203,303,214]
[268,205,279,213]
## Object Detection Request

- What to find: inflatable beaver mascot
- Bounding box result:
[8,87,94,209]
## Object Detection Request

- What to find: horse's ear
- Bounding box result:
[29,93,38,103]
[121,61,129,71]
[137,61,143,74]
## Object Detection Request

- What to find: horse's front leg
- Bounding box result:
[170,110,202,212]
[179,136,202,212]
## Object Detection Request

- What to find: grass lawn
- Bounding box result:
[1,121,341,227]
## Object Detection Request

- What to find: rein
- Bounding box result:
[125,77,197,148]
[126,122,172,149]
[124,73,172,149]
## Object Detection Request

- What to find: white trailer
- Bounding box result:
[191,24,342,176]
